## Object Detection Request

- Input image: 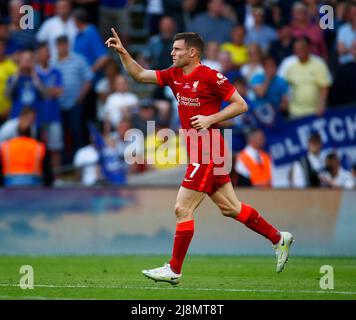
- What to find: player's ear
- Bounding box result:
[189,47,197,58]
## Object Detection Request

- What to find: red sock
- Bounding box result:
[236,203,281,245]
[169,220,194,274]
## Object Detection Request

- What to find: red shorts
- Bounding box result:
[181,161,231,197]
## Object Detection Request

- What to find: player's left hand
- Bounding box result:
[190,115,213,130]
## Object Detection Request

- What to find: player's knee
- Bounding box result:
[174,204,192,220]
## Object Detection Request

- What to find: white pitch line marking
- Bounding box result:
[0,283,356,295]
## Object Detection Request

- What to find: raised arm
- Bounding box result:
[105,28,158,84]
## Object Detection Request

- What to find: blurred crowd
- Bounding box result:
[0,0,355,189]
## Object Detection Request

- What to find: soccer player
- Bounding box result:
[106,28,294,284]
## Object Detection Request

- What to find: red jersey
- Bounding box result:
[156,64,235,193]
[156,64,236,131]
[156,64,236,164]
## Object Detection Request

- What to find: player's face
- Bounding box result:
[171,40,190,67]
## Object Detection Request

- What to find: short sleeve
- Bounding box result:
[210,69,236,101]
[156,67,174,87]
[90,28,108,60]
[315,60,332,87]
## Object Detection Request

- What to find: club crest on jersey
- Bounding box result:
[183,83,191,89]
[192,81,199,92]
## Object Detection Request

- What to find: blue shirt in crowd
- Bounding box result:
[250,74,289,127]
[8,75,43,119]
[53,54,93,110]
[190,13,234,44]
[74,25,107,68]
[36,65,63,124]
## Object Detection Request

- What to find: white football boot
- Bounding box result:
[273,231,294,273]
[142,263,182,285]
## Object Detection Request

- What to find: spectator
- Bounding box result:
[143,16,177,70]
[30,0,57,27]
[95,58,120,125]
[284,36,331,119]
[336,1,356,65]
[290,132,324,188]
[163,0,186,33]
[0,37,17,124]
[0,106,36,142]
[72,8,109,124]
[268,23,294,65]
[304,0,322,24]
[181,0,204,29]
[72,0,100,25]
[8,0,36,51]
[320,152,355,189]
[290,2,328,60]
[202,41,222,71]
[0,21,21,58]
[0,126,53,187]
[220,25,249,67]
[245,6,278,53]
[35,41,64,175]
[73,138,100,186]
[105,118,144,174]
[329,39,356,107]
[103,74,139,130]
[6,50,47,120]
[217,50,241,82]
[235,128,273,187]
[36,0,77,60]
[145,0,164,36]
[99,0,130,46]
[190,0,234,44]
[53,35,92,162]
[72,8,109,77]
[250,56,289,126]
[240,43,265,84]
[228,0,274,31]
[131,99,161,138]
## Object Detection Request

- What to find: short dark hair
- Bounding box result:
[72,8,89,24]
[295,35,312,47]
[56,35,68,44]
[35,41,48,50]
[309,132,321,144]
[326,152,338,162]
[173,32,204,56]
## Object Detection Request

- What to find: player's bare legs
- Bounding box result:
[142,187,205,284]
[174,186,206,223]
[210,182,294,272]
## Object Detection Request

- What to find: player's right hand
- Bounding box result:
[105,28,126,54]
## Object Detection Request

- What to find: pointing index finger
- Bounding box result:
[111,28,119,39]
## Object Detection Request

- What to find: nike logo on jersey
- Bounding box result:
[184,178,194,182]
[174,81,182,85]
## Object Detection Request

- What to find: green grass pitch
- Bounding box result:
[1,256,355,300]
